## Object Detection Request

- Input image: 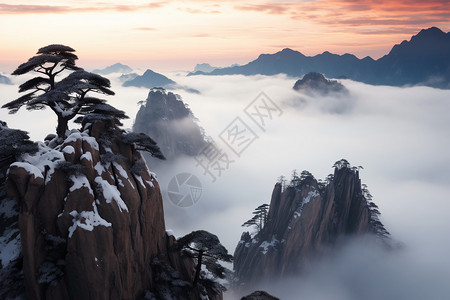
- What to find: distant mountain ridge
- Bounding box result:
[122,69,176,88]
[190,27,450,89]
[0,74,12,85]
[92,63,133,75]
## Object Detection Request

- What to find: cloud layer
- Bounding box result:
[1,72,450,299]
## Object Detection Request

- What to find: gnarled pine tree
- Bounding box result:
[2,44,114,139]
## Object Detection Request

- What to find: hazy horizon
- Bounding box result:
[1,0,449,72]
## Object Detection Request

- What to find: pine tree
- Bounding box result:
[242,204,269,232]
[173,230,232,288]
[2,45,115,139]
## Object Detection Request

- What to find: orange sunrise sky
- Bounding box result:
[0,0,449,71]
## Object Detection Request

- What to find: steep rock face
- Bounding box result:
[2,120,217,300]
[133,88,207,165]
[234,165,388,284]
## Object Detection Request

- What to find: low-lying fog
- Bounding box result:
[1,71,449,299]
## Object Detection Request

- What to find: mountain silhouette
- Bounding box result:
[122,69,176,88]
[92,63,133,75]
[191,27,450,89]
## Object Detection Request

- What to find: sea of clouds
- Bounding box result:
[1,70,450,299]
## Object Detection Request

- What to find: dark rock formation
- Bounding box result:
[241,291,280,300]
[293,72,348,96]
[0,119,220,299]
[193,27,450,89]
[92,63,133,75]
[0,74,12,85]
[123,69,176,89]
[133,88,207,165]
[234,161,389,285]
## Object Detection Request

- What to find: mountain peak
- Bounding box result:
[416,26,446,38]
[123,69,175,88]
[92,63,133,75]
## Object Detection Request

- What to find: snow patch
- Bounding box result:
[64,132,82,144]
[259,235,279,255]
[82,135,99,151]
[80,152,93,162]
[94,162,105,175]
[294,189,320,219]
[20,142,65,184]
[166,229,175,238]
[135,175,145,188]
[113,162,135,189]
[94,176,129,212]
[146,180,154,188]
[10,162,43,179]
[69,175,94,197]
[68,202,112,238]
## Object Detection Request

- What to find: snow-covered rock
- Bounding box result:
[2,119,211,300]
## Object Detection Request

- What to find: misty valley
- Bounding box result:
[0,27,450,300]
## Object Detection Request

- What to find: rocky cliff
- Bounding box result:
[133,88,207,166]
[234,161,389,285]
[0,119,220,300]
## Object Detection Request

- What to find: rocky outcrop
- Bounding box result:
[234,161,389,285]
[133,88,207,165]
[293,72,348,96]
[241,291,279,300]
[1,119,219,299]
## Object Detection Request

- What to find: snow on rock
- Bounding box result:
[69,175,94,196]
[62,145,75,154]
[135,175,145,188]
[9,162,43,179]
[113,162,135,189]
[19,142,65,184]
[67,202,112,238]
[81,135,99,151]
[94,162,105,175]
[294,189,319,219]
[166,229,175,238]
[94,176,129,212]
[259,235,279,255]
[64,131,83,144]
[80,152,93,162]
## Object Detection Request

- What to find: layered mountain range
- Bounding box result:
[234,161,389,285]
[190,27,450,89]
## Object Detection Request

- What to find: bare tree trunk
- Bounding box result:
[56,115,68,139]
[193,250,204,287]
